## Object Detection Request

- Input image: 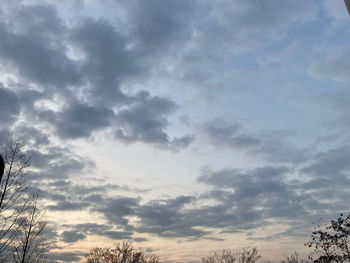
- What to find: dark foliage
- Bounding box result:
[305,214,350,263]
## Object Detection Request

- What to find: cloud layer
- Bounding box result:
[1,0,350,262]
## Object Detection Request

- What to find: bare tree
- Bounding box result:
[86,241,160,263]
[282,253,308,263]
[201,249,237,263]
[11,194,47,263]
[236,247,261,263]
[0,141,30,256]
[201,247,261,263]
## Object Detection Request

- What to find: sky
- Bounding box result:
[0,0,350,262]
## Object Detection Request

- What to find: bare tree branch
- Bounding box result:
[0,141,31,257]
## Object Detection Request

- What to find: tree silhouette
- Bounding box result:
[281,252,307,263]
[0,141,47,262]
[201,247,261,263]
[12,195,47,263]
[86,241,160,263]
[305,214,350,263]
[0,141,30,256]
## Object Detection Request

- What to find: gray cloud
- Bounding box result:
[204,120,258,148]
[297,146,350,208]
[37,157,347,241]
[204,119,307,163]
[17,143,97,192]
[0,3,193,150]
[70,18,135,105]
[194,0,318,52]
[127,0,197,52]
[0,85,20,127]
[198,166,308,220]
[301,146,350,178]
[47,251,84,263]
[47,200,88,211]
[26,154,350,243]
[115,91,176,145]
[61,230,86,243]
[1,1,349,261]
[57,223,134,245]
[100,230,133,240]
[169,135,195,151]
[94,194,212,239]
[308,46,350,82]
[134,196,207,238]
[317,89,350,132]
[95,196,140,228]
[0,130,11,144]
[93,188,270,239]
[0,5,80,89]
[15,125,50,146]
[29,142,350,241]
[53,102,115,139]
[165,0,320,89]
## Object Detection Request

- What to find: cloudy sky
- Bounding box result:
[0,0,350,262]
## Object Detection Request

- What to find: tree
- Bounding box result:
[201,247,261,263]
[86,241,160,263]
[0,141,30,256]
[11,194,47,263]
[201,249,237,263]
[0,141,47,262]
[281,252,307,263]
[305,214,350,263]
